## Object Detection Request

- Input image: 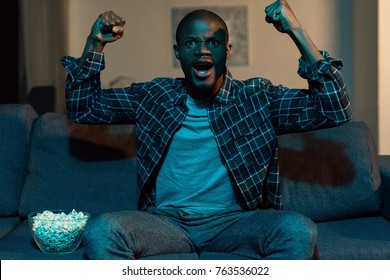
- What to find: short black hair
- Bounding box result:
[175,9,229,44]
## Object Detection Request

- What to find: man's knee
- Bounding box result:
[83,213,115,251]
[82,211,139,259]
[276,211,317,258]
[281,212,317,241]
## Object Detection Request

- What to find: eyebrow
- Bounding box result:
[181,35,223,41]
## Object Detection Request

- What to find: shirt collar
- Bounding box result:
[173,80,188,106]
[214,69,233,105]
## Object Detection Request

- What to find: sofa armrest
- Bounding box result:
[379,155,390,219]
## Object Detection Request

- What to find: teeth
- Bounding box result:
[193,62,213,77]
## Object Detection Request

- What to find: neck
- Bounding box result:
[187,89,215,100]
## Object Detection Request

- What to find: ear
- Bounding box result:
[173,44,180,60]
[226,43,232,59]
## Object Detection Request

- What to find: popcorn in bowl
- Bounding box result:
[28,209,90,254]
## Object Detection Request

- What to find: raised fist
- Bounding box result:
[90,11,126,43]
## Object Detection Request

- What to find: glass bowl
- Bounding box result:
[28,209,90,254]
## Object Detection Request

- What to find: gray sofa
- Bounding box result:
[0,103,389,260]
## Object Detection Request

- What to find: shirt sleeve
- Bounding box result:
[61,51,137,124]
[267,51,352,134]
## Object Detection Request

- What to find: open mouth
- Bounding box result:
[193,61,214,78]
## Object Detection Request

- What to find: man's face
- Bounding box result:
[174,18,231,99]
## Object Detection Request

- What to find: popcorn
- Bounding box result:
[30,209,89,252]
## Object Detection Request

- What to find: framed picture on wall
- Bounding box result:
[170,5,248,68]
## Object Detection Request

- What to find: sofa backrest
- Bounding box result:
[17,113,382,223]
[0,104,37,217]
[279,121,382,222]
[18,113,138,218]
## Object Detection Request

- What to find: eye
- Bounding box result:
[184,40,196,47]
[207,40,220,47]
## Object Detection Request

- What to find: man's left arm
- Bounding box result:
[265,0,323,65]
[264,0,352,132]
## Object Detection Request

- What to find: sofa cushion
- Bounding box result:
[0,104,37,217]
[0,221,86,260]
[316,216,390,259]
[279,121,381,222]
[18,113,138,218]
[0,217,22,239]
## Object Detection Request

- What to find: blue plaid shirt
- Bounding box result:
[62,51,351,210]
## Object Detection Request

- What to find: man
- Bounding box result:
[62,0,351,260]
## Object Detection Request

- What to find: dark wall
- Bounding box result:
[0,0,19,103]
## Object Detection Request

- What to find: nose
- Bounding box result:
[195,42,211,56]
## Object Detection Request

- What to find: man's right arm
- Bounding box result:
[62,11,136,124]
[79,11,126,66]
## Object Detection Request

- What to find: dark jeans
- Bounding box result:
[82,208,317,260]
